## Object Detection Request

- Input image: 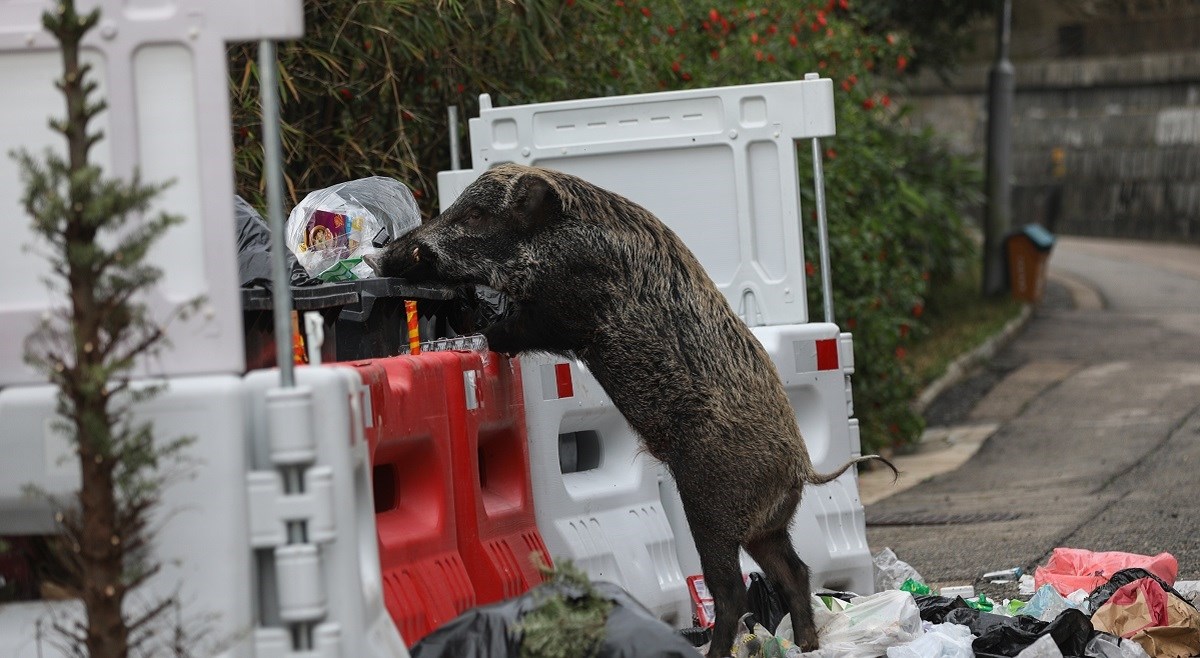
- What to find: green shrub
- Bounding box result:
[228,0,982,451]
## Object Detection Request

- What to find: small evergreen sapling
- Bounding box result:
[13,1,201,655]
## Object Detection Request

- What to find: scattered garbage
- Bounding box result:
[731,613,797,658]
[944,607,1094,658]
[1090,577,1200,658]
[913,595,973,625]
[747,572,789,635]
[1019,575,1038,596]
[902,579,933,596]
[235,195,315,288]
[797,589,924,658]
[1085,631,1153,658]
[1014,633,1064,658]
[286,176,421,281]
[887,622,975,658]
[985,568,1025,584]
[1034,548,1178,597]
[876,547,926,592]
[1022,584,1089,622]
[1087,569,1195,614]
[410,562,696,658]
[941,586,976,600]
[967,594,996,613]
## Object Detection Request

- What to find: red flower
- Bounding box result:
[767,53,776,63]
[710,49,720,61]
[806,261,816,276]
[751,32,760,44]
[667,25,676,36]
[841,79,852,92]
[709,8,719,21]
[897,54,908,71]
[456,83,466,94]
[886,33,896,45]
[839,0,849,9]
[899,324,910,338]
[818,59,827,68]
[338,88,352,99]
[755,49,764,61]
[825,147,837,159]
[816,10,827,26]
[681,72,692,81]
[881,94,891,107]
[895,347,907,360]
[862,97,875,110]
[412,188,424,199]
[912,303,924,318]
[671,61,681,72]
[768,23,778,34]
[566,0,574,5]
[702,20,711,30]
[789,34,799,47]
[641,6,651,17]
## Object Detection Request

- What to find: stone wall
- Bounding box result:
[910,13,1200,242]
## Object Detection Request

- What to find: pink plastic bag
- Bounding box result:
[1034,548,1178,596]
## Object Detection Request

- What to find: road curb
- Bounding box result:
[913,304,1034,414]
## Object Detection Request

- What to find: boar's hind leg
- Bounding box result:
[743,490,818,651]
[696,535,746,658]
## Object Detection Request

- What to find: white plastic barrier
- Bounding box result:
[439,77,836,327]
[0,367,408,658]
[519,352,693,627]
[660,323,874,596]
[0,0,302,386]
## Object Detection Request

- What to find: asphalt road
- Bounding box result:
[864,236,1200,598]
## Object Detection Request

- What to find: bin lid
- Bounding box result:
[241,282,360,311]
[1011,224,1056,252]
[354,277,457,301]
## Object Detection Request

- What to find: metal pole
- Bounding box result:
[448,105,461,170]
[259,40,295,387]
[811,137,835,324]
[982,0,1015,297]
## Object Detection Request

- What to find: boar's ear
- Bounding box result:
[514,173,559,232]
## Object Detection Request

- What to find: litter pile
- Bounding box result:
[720,547,1200,658]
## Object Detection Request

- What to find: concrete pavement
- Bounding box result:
[860,236,1200,597]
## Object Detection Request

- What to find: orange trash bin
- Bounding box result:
[1005,224,1056,304]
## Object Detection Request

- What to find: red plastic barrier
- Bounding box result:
[440,351,552,604]
[353,358,475,645]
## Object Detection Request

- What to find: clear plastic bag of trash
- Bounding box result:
[286,176,421,281]
[785,589,923,658]
[887,623,975,658]
[1015,633,1065,658]
[1085,632,1153,658]
[875,547,926,592]
[1023,584,1089,622]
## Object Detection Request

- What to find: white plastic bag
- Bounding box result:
[796,590,924,658]
[1015,634,1065,658]
[874,548,926,592]
[286,176,421,281]
[887,623,974,658]
[1084,633,1153,658]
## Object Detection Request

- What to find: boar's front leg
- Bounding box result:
[480,301,576,357]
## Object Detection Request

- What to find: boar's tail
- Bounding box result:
[805,455,898,486]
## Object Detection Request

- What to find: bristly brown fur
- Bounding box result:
[371,163,897,657]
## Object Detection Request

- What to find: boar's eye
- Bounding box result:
[463,209,488,230]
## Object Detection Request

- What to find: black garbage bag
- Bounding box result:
[746,572,788,634]
[1086,567,1196,613]
[410,580,697,658]
[945,607,1094,658]
[235,195,316,288]
[913,594,972,624]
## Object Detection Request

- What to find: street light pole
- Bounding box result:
[982,0,1015,297]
